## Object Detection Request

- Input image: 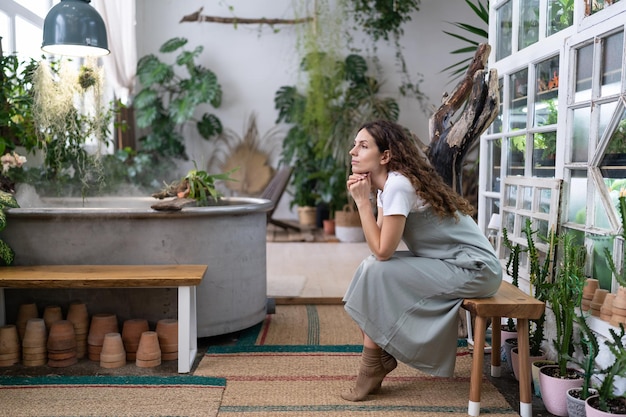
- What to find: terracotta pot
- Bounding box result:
[539,365,583,416]
[100,332,126,368]
[42,305,63,330]
[87,313,118,346]
[22,318,47,348]
[136,331,161,368]
[47,320,76,352]
[16,302,38,341]
[122,318,149,360]
[67,302,89,335]
[156,319,178,353]
[510,346,546,381]
[600,293,616,322]
[0,325,20,366]
[323,219,335,235]
[590,289,609,317]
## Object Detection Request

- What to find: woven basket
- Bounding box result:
[335,204,361,227]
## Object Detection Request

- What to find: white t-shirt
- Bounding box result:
[377,172,427,216]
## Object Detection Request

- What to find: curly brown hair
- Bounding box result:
[359,120,475,220]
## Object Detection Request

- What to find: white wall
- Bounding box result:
[135,0,483,218]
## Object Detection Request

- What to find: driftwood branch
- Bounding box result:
[427,43,500,195]
[180,7,312,25]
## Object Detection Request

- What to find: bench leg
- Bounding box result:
[517,318,533,417]
[468,314,488,416]
[177,286,198,373]
[491,316,502,377]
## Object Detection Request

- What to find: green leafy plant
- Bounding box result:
[154,163,238,206]
[567,310,600,401]
[591,325,626,413]
[0,190,19,265]
[605,189,626,288]
[0,52,40,155]
[134,37,223,161]
[275,52,399,210]
[549,232,587,377]
[441,0,489,80]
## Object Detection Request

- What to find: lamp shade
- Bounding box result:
[42,0,109,57]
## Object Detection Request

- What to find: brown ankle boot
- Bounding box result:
[341,347,387,401]
[371,350,397,394]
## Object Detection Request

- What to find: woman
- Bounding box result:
[341,120,502,401]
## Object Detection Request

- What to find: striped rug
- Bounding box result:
[0,375,225,417]
[195,305,516,417]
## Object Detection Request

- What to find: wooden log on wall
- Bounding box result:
[426,43,500,196]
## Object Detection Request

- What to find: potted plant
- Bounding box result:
[566,310,600,417]
[539,232,587,416]
[274,51,399,222]
[585,326,626,416]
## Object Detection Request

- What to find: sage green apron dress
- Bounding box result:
[343,209,502,377]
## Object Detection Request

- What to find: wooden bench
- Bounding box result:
[462,280,545,417]
[0,264,207,374]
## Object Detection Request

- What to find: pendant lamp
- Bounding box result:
[42,0,109,57]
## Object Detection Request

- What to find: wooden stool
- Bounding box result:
[462,281,545,417]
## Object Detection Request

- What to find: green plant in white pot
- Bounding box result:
[585,326,626,416]
[540,232,586,417]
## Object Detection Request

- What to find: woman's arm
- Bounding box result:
[349,176,405,260]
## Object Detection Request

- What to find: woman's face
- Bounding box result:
[349,128,387,175]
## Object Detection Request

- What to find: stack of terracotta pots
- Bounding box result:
[87,313,118,362]
[611,287,626,326]
[136,331,161,368]
[156,319,178,361]
[100,332,126,368]
[600,293,616,322]
[66,302,89,359]
[0,325,21,367]
[122,318,149,361]
[47,320,77,367]
[581,279,599,311]
[22,318,47,367]
[589,289,609,317]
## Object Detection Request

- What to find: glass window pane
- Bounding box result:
[601,31,623,97]
[535,56,559,127]
[519,0,539,50]
[510,69,528,130]
[594,182,613,230]
[508,135,526,176]
[505,184,518,208]
[600,101,619,145]
[572,107,591,163]
[487,139,502,192]
[496,1,513,61]
[15,16,43,59]
[575,44,594,102]
[539,188,552,213]
[591,234,614,290]
[522,186,533,210]
[567,169,588,225]
[600,107,626,179]
[547,0,574,36]
[533,132,556,177]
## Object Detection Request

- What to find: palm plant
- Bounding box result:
[441,0,489,81]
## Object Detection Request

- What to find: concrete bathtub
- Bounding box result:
[0,196,273,337]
